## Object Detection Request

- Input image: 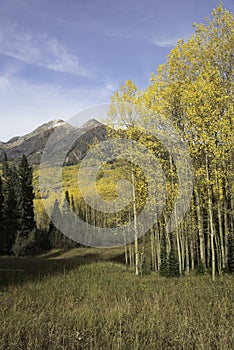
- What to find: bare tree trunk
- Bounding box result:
[185,229,190,274]
[131,167,139,276]
[124,232,128,266]
[215,231,222,275]
[210,224,216,281]
[155,225,161,271]
[176,227,182,276]
[207,219,210,269]
[206,155,216,281]
[150,229,156,271]
[194,186,206,268]
[129,244,133,269]
[224,190,229,267]
[215,173,225,269]
[180,225,185,272]
[131,244,135,270]
[190,239,195,271]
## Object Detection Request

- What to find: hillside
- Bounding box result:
[0,118,107,166]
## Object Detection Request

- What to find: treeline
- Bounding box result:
[0,155,76,256]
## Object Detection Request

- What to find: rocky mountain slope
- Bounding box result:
[0,119,107,166]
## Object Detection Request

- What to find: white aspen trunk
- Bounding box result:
[124,232,128,266]
[215,232,222,275]
[180,226,185,272]
[223,192,229,267]
[185,229,190,274]
[131,166,139,276]
[190,239,195,271]
[207,219,210,269]
[131,244,135,270]
[194,186,206,268]
[155,226,161,271]
[215,172,225,269]
[129,244,132,269]
[150,229,156,271]
[206,155,216,281]
[176,228,182,275]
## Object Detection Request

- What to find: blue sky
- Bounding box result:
[0,0,233,141]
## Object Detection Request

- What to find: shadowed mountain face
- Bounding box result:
[0,119,107,165]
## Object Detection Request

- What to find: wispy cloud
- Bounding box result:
[0,73,116,141]
[0,24,89,76]
[151,32,191,48]
[151,37,181,48]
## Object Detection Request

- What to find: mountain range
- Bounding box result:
[0,119,107,166]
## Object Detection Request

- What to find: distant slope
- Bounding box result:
[0,119,107,165]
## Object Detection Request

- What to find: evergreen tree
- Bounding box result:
[66,190,70,206]
[17,155,35,236]
[159,234,168,277]
[63,190,71,210]
[196,260,205,275]
[49,199,66,248]
[12,228,37,257]
[0,176,5,254]
[159,235,180,277]
[71,195,76,212]
[3,168,18,253]
[227,235,234,273]
[60,190,76,247]
[167,242,180,277]
[2,153,9,180]
[49,199,62,232]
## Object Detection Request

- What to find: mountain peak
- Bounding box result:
[79,118,102,130]
[33,119,66,133]
[51,119,66,128]
[0,118,107,165]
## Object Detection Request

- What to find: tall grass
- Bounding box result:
[0,249,233,349]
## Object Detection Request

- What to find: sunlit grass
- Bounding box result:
[0,248,233,350]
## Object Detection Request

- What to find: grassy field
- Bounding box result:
[0,247,233,350]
